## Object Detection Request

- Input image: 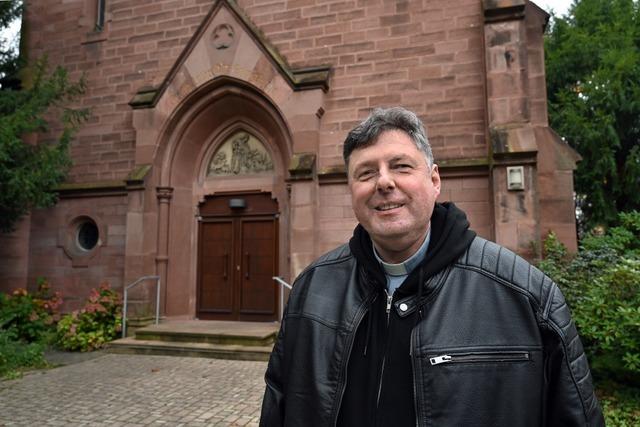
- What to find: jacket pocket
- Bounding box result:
[416,347,543,427]
[428,350,530,366]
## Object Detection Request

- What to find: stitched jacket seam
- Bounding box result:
[296,252,354,282]
[544,319,591,423]
[453,263,542,311]
[284,312,342,331]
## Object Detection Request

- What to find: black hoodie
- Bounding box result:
[337,202,476,427]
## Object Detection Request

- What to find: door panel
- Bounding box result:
[240,218,277,315]
[198,221,234,314]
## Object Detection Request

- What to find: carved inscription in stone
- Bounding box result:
[212,23,234,49]
[208,132,274,176]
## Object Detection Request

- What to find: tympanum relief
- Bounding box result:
[207,131,274,176]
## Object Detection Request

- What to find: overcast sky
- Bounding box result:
[2,19,20,49]
[533,0,574,16]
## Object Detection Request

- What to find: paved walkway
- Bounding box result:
[0,354,268,426]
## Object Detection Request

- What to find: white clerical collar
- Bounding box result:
[373,229,431,277]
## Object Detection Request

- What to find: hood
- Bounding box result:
[348,201,477,296]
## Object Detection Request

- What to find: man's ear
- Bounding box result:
[431,164,441,194]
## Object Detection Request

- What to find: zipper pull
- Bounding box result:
[429,355,452,365]
[386,291,393,314]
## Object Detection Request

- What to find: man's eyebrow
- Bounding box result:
[389,154,415,163]
[353,154,414,169]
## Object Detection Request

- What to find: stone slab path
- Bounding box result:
[0,354,267,426]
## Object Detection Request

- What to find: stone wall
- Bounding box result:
[25,0,488,180]
[26,196,128,311]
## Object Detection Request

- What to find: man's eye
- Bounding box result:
[394,164,412,170]
[358,170,376,180]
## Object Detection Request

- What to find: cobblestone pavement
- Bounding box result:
[0,354,268,426]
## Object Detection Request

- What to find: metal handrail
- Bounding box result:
[273,276,292,322]
[122,275,161,338]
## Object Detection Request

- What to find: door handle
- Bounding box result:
[245,252,250,279]
[223,253,228,280]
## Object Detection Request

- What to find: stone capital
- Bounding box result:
[156,187,174,202]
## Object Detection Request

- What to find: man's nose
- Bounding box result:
[376,168,395,192]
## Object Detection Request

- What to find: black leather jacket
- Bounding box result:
[260,237,604,426]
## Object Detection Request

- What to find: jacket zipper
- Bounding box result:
[410,323,419,427]
[429,351,530,365]
[332,292,377,427]
[375,290,393,407]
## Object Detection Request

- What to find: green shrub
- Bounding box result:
[0,329,48,379]
[573,259,640,380]
[56,283,122,351]
[598,381,640,427]
[539,211,640,385]
[0,278,63,343]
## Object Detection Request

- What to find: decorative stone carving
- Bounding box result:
[207,132,274,176]
[212,23,234,49]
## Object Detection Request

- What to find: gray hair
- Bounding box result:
[342,107,433,166]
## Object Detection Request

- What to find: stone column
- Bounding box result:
[287,153,317,280]
[156,186,173,314]
[483,0,541,258]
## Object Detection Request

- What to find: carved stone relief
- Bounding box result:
[207,131,274,176]
[212,23,234,49]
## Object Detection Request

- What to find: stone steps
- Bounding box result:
[108,338,273,361]
[107,320,278,361]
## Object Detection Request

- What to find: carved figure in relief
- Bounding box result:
[230,133,250,174]
[208,132,274,176]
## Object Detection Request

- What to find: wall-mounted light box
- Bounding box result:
[229,198,247,209]
[507,166,525,191]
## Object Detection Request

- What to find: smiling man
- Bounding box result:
[260,107,604,427]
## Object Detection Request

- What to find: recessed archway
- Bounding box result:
[157,78,292,318]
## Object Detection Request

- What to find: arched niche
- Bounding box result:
[154,77,292,318]
[157,77,291,190]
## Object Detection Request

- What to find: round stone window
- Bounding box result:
[76,219,99,251]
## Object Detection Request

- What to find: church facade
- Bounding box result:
[0,0,579,320]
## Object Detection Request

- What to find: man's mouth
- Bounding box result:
[375,203,404,211]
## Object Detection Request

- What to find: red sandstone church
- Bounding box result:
[0,0,580,322]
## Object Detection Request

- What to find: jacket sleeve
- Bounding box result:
[543,283,605,426]
[259,315,287,426]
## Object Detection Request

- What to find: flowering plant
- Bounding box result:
[0,278,63,343]
[56,282,122,351]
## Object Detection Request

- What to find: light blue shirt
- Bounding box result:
[373,229,431,295]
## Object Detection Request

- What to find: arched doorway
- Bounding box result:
[144,77,293,319]
[197,192,279,321]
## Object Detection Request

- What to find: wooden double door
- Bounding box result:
[197,193,278,321]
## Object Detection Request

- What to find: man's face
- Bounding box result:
[347,130,441,261]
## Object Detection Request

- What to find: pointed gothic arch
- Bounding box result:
[151,77,292,317]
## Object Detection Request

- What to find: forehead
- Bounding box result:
[349,130,424,165]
